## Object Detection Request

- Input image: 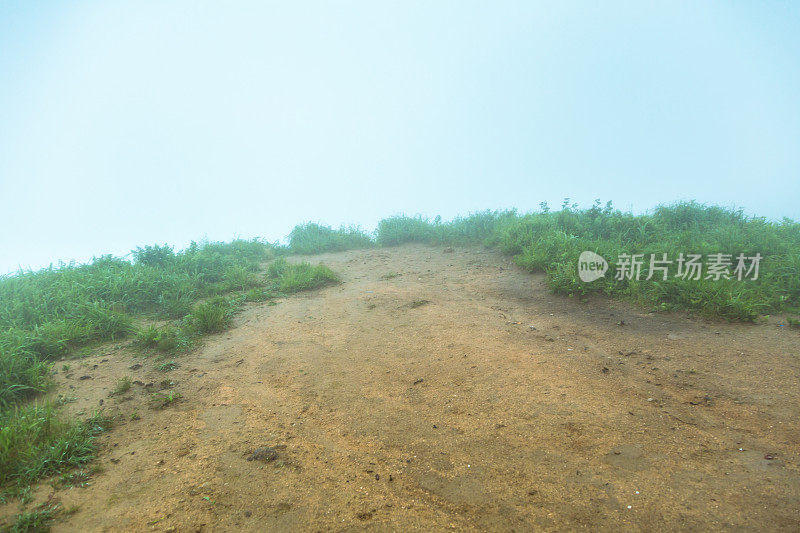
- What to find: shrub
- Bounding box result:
[0,347,49,408]
[279,263,339,293]
[132,244,175,268]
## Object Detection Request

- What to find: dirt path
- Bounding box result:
[15,244,800,531]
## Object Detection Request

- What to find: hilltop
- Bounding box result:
[1,203,799,530]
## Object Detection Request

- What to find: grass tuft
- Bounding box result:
[149,391,182,409]
[0,404,111,490]
[189,297,236,334]
[9,503,59,533]
[109,377,131,397]
[267,258,340,293]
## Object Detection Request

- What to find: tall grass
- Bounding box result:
[0,404,110,489]
[279,204,800,321]
[288,223,373,254]
[373,202,800,321]
[0,239,276,496]
[0,239,273,405]
[376,210,517,246]
[0,234,345,505]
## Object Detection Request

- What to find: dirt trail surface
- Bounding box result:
[10,245,800,531]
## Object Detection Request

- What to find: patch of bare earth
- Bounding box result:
[6,244,800,531]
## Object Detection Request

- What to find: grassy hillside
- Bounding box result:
[1,200,798,509]
[291,201,800,321]
[0,239,338,502]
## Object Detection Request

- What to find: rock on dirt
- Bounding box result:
[246,447,279,462]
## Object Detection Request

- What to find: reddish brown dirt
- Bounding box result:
[4,244,800,531]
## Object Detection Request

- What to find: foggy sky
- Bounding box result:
[1,1,799,273]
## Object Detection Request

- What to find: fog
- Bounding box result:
[1,1,798,273]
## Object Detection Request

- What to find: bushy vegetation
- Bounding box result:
[134,324,192,353]
[0,239,273,407]
[0,233,345,509]
[376,210,517,247]
[189,297,238,334]
[0,226,347,522]
[291,203,797,321]
[0,239,279,500]
[501,202,800,319]
[372,202,800,321]
[287,223,373,254]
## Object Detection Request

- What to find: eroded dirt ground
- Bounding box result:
[4,244,800,531]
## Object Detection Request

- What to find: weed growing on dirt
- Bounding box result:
[157,361,178,372]
[57,468,92,489]
[109,377,131,397]
[243,288,274,302]
[376,210,517,247]
[9,502,59,533]
[0,405,111,491]
[63,504,79,516]
[267,258,340,293]
[134,324,193,354]
[149,391,182,409]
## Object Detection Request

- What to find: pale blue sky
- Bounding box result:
[1,1,799,273]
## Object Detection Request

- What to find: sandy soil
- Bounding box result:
[4,244,799,532]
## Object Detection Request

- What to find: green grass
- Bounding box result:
[9,503,59,532]
[0,404,110,491]
[494,201,800,320]
[149,391,182,409]
[371,202,800,321]
[0,239,274,405]
[188,297,232,334]
[0,235,340,511]
[157,361,178,372]
[287,223,373,254]
[109,377,131,397]
[134,324,193,353]
[376,210,516,247]
[0,238,280,507]
[267,258,340,293]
